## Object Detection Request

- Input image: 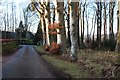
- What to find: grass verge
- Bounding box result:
[35,45,91,78]
[2,41,19,56]
[42,54,91,78]
[35,45,119,78]
[34,45,49,54]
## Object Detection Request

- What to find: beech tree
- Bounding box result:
[65,2,71,47]
[81,1,86,47]
[109,0,115,40]
[85,6,90,46]
[115,1,120,52]
[53,0,62,44]
[103,0,107,42]
[69,1,79,61]
[28,0,118,56]
[96,1,102,48]
[31,0,50,46]
[53,0,67,54]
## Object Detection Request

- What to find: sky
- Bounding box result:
[0,0,39,34]
[0,0,118,35]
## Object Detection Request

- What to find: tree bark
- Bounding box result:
[69,1,79,61]
[78,4,81,49]
[58,1,67,54]
[109,0,115,40]
[82,6,85,47]
[115,1,120,52]
[54,0,62,44]
[44,1,50,45]
[96,1,102,48]
[31,1,46,46]
[85,8,89,46]
[67,4,71,48]
[104,1,107,43]
[36,13,46,46]
[50,5,57,43]
[53,0,67,54]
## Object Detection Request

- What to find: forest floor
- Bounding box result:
[35,46,119,78]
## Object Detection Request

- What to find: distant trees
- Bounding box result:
[3,13,6,38]
[34,20,43,45]
[1,1,18,39]
[15,20,35,44]
[88,0,117,50]
[15,21,24,40]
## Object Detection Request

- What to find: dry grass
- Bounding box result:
[34,45,49,54]
[42,54,91,78]
[77,49,118,77]
[35,46,119,78]
[2,42,19,56]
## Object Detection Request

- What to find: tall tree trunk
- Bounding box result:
[50,6,57,43]
[80,14,83,48]
[44,1,50,45]
[67,4,71,48]
[3,13,6,39]
[90,11,96,38]
[57,1,67,54]
[82,8,85,47]
[41,14,46,46]
[79,3,82,48]
[12,2,14,32]
[117,10,119,34]
[104,1,107,43]
[85,9,89,46]
[93,12,97,45]
[43,17,46,46]
[115,1,120,52]
[87,18,89,43]
[67,14,71,47]
[96,1,102,48]
[6,4,9,32]
[53,0,67,54]
[77,14,80,49]
[54,0,61,44]
[109,0,115,40]
[31,1,46,46]
[69,1,79,61]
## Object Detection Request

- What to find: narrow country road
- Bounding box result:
[2,45,56,78]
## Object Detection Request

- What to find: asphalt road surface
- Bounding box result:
[2,45,56,78]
